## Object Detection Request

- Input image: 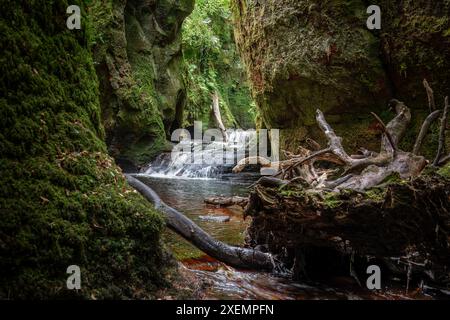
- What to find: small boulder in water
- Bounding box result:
[199,215,230,223]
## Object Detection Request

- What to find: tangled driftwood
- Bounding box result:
[233,87,449,192]
[126,175,275,271]
[240,81,450,289]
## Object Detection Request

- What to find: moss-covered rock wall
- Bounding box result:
[0,0,170,299]
[232,0,450,153]
[90,0,194,166]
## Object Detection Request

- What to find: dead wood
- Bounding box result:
[211,92,228,143]
[204,196,248,208]
[126,174,275,271]
[433,96,449,166]
[423,79,436,113]
[413,110,442,155]
[245,174,450,284]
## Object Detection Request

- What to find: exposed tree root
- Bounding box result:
[233,85,448,191]
[232,80,450,288]
[245,173,450,285]
[124,80,450,289]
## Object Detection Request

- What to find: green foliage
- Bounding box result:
[438,163,450,178]
[0,0,169,299]
[321,192,344,209]
[182,0,256,128]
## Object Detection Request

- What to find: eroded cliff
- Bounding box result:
[91,0,194,166]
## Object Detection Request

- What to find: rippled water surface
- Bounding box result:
[138,176,433,300]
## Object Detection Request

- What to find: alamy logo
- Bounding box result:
[66,5,81,30]
[367,5,381,30]
[366,265,381,290]
[66,265,81,290]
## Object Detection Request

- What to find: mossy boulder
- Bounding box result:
[232,0,450,153]
[90,0,194,166]
[0,0,170,299]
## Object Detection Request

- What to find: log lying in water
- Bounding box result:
[125,175,274,271]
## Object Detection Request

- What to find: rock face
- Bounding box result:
[0,1,170,299]
[232,0,450,152]
[92,0,194,166]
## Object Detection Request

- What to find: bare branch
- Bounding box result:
[413,110,442,155]
[385,100,411,149]
[433,96,449,166]
[324,174,354,189]
[315,109,353,164]
[423,79,436,113]
[371,112,397,154]
[211,92,228,143]
[285,148,332,171]
[316,109,392,172]
[438,154,450,166]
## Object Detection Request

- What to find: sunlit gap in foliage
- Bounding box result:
[181,0,257,130]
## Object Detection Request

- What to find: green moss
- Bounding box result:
[0,1,169,299]
[123,136,172,166]
[381,172,402,184]
[162,230,205,261]
[438,163,450,178]
[379,0,450,106]
[365,188,387,202]
[322,192,344,209]
[89,0,193,166]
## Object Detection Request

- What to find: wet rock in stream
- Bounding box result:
[199,215,231,223]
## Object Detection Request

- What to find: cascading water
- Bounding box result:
[133,128,426,300]
[142,130,257,179]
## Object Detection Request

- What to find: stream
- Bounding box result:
[132,131,433,300]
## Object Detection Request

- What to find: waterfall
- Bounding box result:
[142,130,257,179]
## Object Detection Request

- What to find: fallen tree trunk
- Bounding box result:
[125,174,274,271]
[245,173,450,285]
